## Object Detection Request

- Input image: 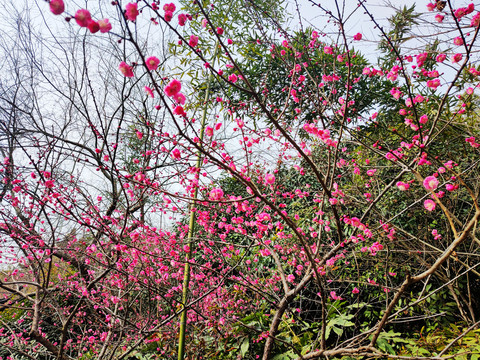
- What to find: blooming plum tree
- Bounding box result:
[0,0,480,359]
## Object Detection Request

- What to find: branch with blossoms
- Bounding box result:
[0,0,479,359]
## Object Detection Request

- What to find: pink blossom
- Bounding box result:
[453,37,464,46]
[178,13,187,26]
[164,11,173,22]
[209,188,224,201]
[87,20,99,33]
[205,126,214,137]
[173,106,185,116]
[164,79,181,97]
[352,287,360,294]
[423,176,439,190]
[145,56,160,71]
[353,33,362,40]
[427,79,440,89]
[173,92,186,105]
[414,94,424,103]
[427,3,435,11]
[265,173,275,184]
[217,27,224,35]
[75,9,92,27]
[324,46,333,55]
[424,199,436,211]
[436,53,446,62]
[396,181,410,191]
[136,131,143,140]
[452,53,463,63]
[171,148,181,159]
[287,274,295,283]
[45,180,55,188]
[228,74,238,83]
[119,62,134,77]
[435,14,444,22]
[144,86,154,98]
[455,7,467,19]
[163,3,176,12]
[416,52,427,67]
[330,291,343,300]
[189,35,199,47]
[125,3,139,21]
[446,184,456,191]
[471,12,480,27]
[227,39,233,45]
[98,19,112,33]
[49,0,64,15]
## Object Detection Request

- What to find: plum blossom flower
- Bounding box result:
[453,37,464,46]
[171,148,181,159]
[472,12,480,27]
[164,11,173,22]
[424,199,436,211]
[330,291,343,300]
[209,188,224,201]
[178,13,187,26]
[144,86,154,98]
[228,74,238,83]
[324,46,333,55]
[173,106,185,116]
[75,9,92,27]
[87,20,99,33]
[396,181,410,191]
[173,92,186,105]
[145,56,160,71]
[49,0,64,15]
[427,79,441,89]
[189,35,199,47]
[98,19,112,33]
[353,33,362,40]
[163,3,176,12]
[352,287,360,294]
[423,176,439,190]
[125,3,139,21]
[216,27,224,35]
[435,14,444,23]
[416,52,427,67]
[436,53,446,62]
[164,79,181,97]
[452,53,463,63]
[265,173,275,184]
[119,62,134,77]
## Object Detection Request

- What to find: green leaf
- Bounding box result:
[240,337,249,357]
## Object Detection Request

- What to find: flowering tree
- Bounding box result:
[1,0,480,359]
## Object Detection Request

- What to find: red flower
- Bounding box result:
[119,62,134,77]
[145,56,160,71]
[125,3,139,22]
[49,0,64,15]
[75,9,92,27]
